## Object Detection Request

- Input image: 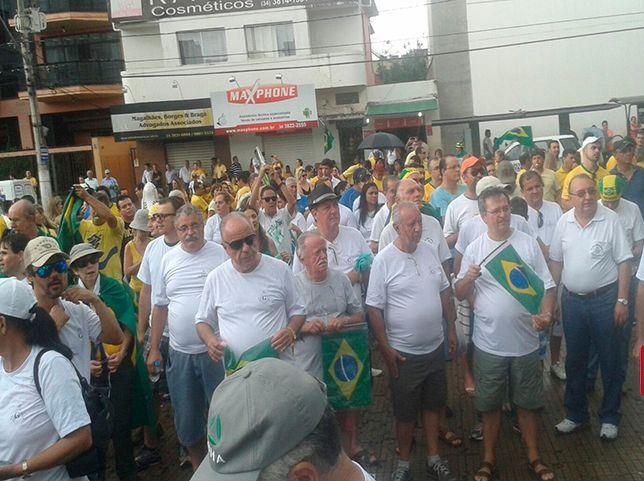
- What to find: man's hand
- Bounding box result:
[347,270,361,285]
[465,265,481,283]
[62,287,99,306]
[300,320,325,336]
[49,303,70,330]
[327,317,347,333]
[272,328,296,352]
[107,351,126,374]
[447,323,458,358]
[614,303,628,327]
[532,312,552,332]
[380,345,406,379]
[90,360,103,378]
[205,336,226,363]
[74,184,90,201]
[279,251,292,264]
[146,348,163,376]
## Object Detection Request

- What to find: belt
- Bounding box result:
[567,281,617,299]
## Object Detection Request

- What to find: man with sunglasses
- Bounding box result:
[560,136,607,211]
[550,175,633,441]
[23,236,123,380]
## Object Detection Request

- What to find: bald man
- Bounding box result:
[8,199,40,240]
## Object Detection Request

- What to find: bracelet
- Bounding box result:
[286,327,297,343]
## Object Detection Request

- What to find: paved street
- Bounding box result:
[107,355,644,481]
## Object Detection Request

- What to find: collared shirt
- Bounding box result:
[526,200,563,247]
[610,165,644,216]
[549,204,633,294]
[599,198,644,276]
[517,168,560,202]
[561,163,608,201]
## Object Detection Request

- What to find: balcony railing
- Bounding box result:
[21,60,123,90]
[39,0,108,14]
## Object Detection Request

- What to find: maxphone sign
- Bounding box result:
[211,82,318,136]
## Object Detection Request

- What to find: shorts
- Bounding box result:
[390,344,446,422]
[473,347,543,412]
[166,348,224,447]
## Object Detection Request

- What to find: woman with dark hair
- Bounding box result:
[238,197,278,258]
[0,278,92,480]
[355,182,382,240]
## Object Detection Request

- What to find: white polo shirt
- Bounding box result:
[367,241,450,355]
[599,198,644,250]
[368,204,391,243]
[526,200,563,247]
[455,214,536,255]
[443,193,479,239]
[306,203,359,230]
[549,204,633,294]
[378,213,451,264]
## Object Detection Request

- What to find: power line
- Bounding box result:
[120,25,644,79]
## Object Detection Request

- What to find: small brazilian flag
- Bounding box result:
[323,126,334,154]
[223,338,278,376]
[494,126,534,149]
[484,244,544,315]
[57,189,83,253]
[322,326,372,410]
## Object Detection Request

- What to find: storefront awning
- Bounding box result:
[366,98,438,117]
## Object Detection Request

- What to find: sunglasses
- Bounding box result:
[262,196,277,203]
[226,234,256,251]
[73,255,101,269]
[36,260,68,278]
[152,213,175,222]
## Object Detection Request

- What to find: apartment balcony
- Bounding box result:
[10,0,110,35]
[19,59,123,103]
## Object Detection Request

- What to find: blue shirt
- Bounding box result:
[339,187,360,210]
[430,185,466,219]
[296,195,308,214]
[611,166,644,217]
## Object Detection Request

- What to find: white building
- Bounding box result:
[428,0,644,154]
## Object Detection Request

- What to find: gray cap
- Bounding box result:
[129,209,150,231]
[69,243,102,265]
[191,358,327,481]
[495,160,517,185]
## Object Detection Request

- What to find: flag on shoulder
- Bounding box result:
[483,243,544,315]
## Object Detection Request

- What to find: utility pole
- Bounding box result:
[14,0,52,206]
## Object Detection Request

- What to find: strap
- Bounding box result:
[32,348,53,399]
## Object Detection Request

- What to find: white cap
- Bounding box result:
[0,278,37,320]
[476,176,503,197]
[580,136,600,151]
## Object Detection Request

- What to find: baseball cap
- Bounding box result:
[455,142,464,149]
[104,169,111,175]
[613,137,635,152]
[495,160,517,185]
[460,155,485,175]
[69,243,103,266]
[23,237,69,268]
[191,358,327,481]
[130,209,150,231]
[308,183,338,208]
[475,175,506,197]
[0,277,37,320]
[599,174,626,202]
[580,136,601,151]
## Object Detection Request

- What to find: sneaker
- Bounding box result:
[179,445,191,469]
[599,423,618,441]
[391,466,412,481]
[135,447,161,472]
[469,423,483,441]
[427,458,456,481]
[550,362,566,381]
[555,418,584,435]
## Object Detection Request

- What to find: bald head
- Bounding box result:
[221,212,254,243]
[8,200,38,239]
[396,178,423,206]
[393,201,420,227]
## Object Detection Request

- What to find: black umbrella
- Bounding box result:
[358,132,405,150]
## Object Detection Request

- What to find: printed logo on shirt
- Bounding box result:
[259,289,278,304]
[589,241,607,258]
[10,407,23,424]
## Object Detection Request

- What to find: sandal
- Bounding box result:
[350,449,378,467]
[474,461,496,481]
[439,429,463,448]
[528,459,554,481]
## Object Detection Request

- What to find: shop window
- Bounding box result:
[245,22,295,59]
[335,92,360,105]
[178,29,228,65]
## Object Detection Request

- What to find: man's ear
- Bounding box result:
[288,461,321,481]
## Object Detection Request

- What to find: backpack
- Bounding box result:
[33,349,114,478]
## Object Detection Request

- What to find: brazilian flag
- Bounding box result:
[323,126,334,154]
[494,126,534,149]
[224,338,279,376]
[484,244,544,315]
[322,326,372,410]
[57,189,83,253]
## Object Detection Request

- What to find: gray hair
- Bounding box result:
[382,175,399,193]
[478,186,509,215]
[257,408,341,481]
[174,204,204,226]
[296,231,324,260]
[220,211,253,238]
[392,201,419,227]
[13,199,36,218]
[285,177,297,187]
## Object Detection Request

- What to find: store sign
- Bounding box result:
[110,0,360,22]
[211,82,318,136]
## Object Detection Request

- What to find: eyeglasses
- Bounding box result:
[226,234,256,250]
[571,188,597,199]
[152,213,175,222]
[36,260,68,278]
[537,210,544,228]
[486,206,510,216]
[262,196,277,203]
[73,255,100,269]
[176,223,202,234]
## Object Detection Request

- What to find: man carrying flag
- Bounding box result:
[455,186,556,481]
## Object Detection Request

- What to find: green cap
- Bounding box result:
[598,174,626,202]
[191,358,327,481]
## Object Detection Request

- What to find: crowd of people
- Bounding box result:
[0,129,643,481]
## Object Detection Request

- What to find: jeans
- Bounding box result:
[562,283,621,425]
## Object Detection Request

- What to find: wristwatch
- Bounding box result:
[617,298,629,306]
[21,461,31,478]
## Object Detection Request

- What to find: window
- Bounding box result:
[335,92,360,105]
[245,23,295,59]
[178,29,227,65]
[43,32,122,63]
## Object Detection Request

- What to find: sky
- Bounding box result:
[369,0,429,56]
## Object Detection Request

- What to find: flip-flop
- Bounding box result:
[439,429,463,448]
[474,461,497,481]
[528,459,554,481]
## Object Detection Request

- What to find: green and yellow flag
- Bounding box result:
[224,338,279,376]
[322,326,372,410]
[484,244,544,315]
[494,126,534,149]
[57,189,83,253]
[323,126,334,154]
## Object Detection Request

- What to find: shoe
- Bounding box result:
[135,447,161,472]
[391,466,412,481]
[179,445,191,469]
[599,423,618,441]
[371,368,383,377]
[469,424,483,441]
[550,362,566,381]
[555,418,584,435]
[427,458,456,481]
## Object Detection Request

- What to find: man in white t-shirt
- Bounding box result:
[369,176,399,253]
[455,187,556,481]
[631,255,644,359]
[195,213,305,369]
[179,160,191,187]
[367,203,457,481]
[305,201,359,231]
[147,204,227,470]
[249,164,297,262]
[23,237,124,380]
[549,175,633,441]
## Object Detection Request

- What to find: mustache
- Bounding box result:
[185,235,199,242]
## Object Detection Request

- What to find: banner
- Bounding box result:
[211,82,318,136]
[322,326,372,410]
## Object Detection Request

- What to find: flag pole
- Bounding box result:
[478,240,509,267]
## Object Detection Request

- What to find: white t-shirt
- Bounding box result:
[84,177,98,190]
[0,347,91,481]
[443,194,479,238]
[600,198,644,251]
[306,203,359,230]
[526,201,563,247]
[259,207,294,255]
[378,213,451,264]
[292,211,307,233]
[355,208,377,240]
[457,229,556,356]
[155,242,228,354]
[58,299,102,381]
[367,242,449,355]
[369,204,391,243]
[549,205,633,294]
[455,214,536,255]
[204,214,223,244]
[195,255,306,363]
[179,166,191,183]
[354,461,376,481]
[352,192,386,212]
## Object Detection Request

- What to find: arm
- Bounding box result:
[633,239,643,259]
[107,329,132,373]
[446,233,458,249]
[615,261,631,326]
[454,264,480,301]
[196,323,226,363]
[275,176,296,216]
[137,283,151,341]
[440,287,458,357]
[366,306,405,378]
[249,165,268,210]
[548,260,562,284]
[146,306,168,373]
[60,288,123,345]
[123,243,141,278]
[75,185,117,229]
[633,281,644,359]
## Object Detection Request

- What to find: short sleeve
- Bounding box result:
[443,203,458,237]
[137,244,152,285]
[283,266,306,319]
[195,273,220,333]
[529,239,556,290]
[112,217,125,236]
[369,210,386,242]
[365,255,387,310]
[77,302,102,343]
[153,257,170,307]
[631,207,644,242]
[560,171,573,201]
[377,225,395,252]
[343,208,359,229]
[456,246,475,281]
[611,217,634,264]
[341,273,363,315]
[548,216,566,263]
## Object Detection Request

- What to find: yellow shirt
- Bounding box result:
[0,216,6,240]
[192,168,206,179]
[213,164,227,180]
[342,164,361,185]
[561,164,609,201]
[126,240,144,297]
[424,183,435,203]
[372,176,384,192]
[79,217,125,282]
[191,194,209,220]
[110,203,121,218]
[555,167,572,189]
[235,186,251,207]
[25,177,37,187]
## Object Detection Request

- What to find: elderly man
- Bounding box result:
[367,202,457,481]
[85,169,99,190]
[195,212,305,370]
[7,199,40,240]
[24,236,123,380]
[147,204,227,470]
[550,175,633,441]
[560,136,607,209]
[455,187,556,481]
[609,137,644,215]
[368,176,399,253]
